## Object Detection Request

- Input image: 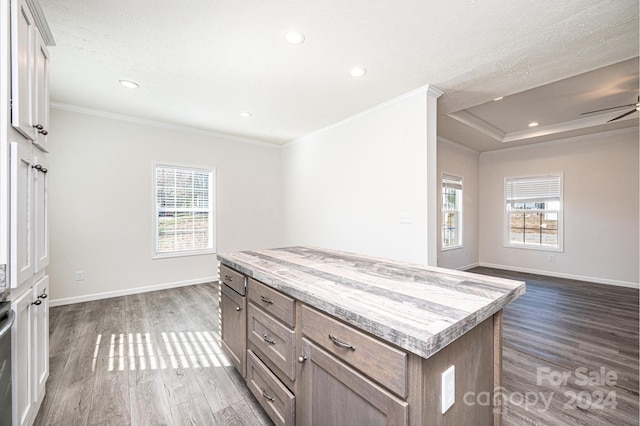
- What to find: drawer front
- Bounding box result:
[301,305,407,398]
[247,350,295,426]
[248,278,296,327]
[219,264,245,296]
[247,303,296,381]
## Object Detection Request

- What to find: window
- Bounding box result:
[505,174,562,251]
[442,174,462,249]
[154,163,215,257]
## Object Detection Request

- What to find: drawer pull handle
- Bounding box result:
[298,355,307,364]
[263,334,276,345]
[260,295,274,305]
[235,306,242,312]
[261,387,275,402]
[32,299,42,306]
[328,334,356,351]
[224,275,233,281]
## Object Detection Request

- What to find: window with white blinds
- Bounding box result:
[505,174,562,251]
[442,174,463,249]
[154,163,215,257]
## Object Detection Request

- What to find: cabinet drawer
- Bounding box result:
[219,264,245,296]
[247,303,296,381]
[247,350,295,426]
[248,278,295,327]
[301,305,407,398]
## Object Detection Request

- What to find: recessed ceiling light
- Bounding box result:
[349,67,367,78]
[493,96,504,101]
[528,122,539,127]
[239,111,252,118]
[283,30,305,45]
[119,79,139,89]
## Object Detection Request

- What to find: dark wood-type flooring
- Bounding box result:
[35,269,639,425]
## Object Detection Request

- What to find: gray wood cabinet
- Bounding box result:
[219,260,502,426]
[298,338,408,425]
[220,281,246,377]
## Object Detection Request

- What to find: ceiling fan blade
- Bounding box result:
[580,103,636,115]
[607,109,637,122]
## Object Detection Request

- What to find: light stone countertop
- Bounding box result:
[217,246,526,359]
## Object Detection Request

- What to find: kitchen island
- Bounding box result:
[218,246,525,425]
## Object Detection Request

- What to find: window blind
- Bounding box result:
[442,174,463,190]
[506,175,560,202]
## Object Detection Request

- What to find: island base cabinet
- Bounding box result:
[298,338,408,426]
[220,283,246,377]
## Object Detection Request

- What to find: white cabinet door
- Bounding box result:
[10,141,34,288]
[32,276,49,401]
[10,0,36,140]
[11,289,33,426]
[32,28,50,152]
[33,153,48,273]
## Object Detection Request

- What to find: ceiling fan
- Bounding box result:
[580,96,640,122]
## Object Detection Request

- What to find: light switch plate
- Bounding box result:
[441,365,455,414]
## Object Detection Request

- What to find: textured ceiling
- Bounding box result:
[40,0,639,148]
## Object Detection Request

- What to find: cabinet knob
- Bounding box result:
[298,355,307,364]
[234,306,242,312]
[38,129,48,135]
[39,293,48,299]
[33,124,44,130]
[32,299,42,306]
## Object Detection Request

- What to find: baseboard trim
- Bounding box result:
[49,276,219,307]
[478,263,639,289]
[457,262,480,271]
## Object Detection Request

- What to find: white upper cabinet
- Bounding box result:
[11,0,50,151]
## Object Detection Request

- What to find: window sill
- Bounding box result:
[441,244,463,252]
[503,243,563,253]
[153,249,215,260]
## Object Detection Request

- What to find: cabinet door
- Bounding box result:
[11,289,33,426]
[220,283,246,377]
[33,153,48,272]
[32,276,49,401]
[10,0,36,140]
[10,142,34,288]
[32,28,50,152]
[298,338,408,426]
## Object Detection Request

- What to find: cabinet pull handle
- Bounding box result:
[32,299,42,306]
[261,387,275,402]
[260,295,273,305]
[39,293,48,299]
[262,334,276,345]
[234,306,242,312]
[39,129,48,135]
[328,334,356,351]
[33,124,44,130]
[224,275,233,281]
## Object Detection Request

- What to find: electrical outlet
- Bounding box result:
[75,271,84,281]
[548,254,555,262]
[441,365,455,414]
[399,214,412,224]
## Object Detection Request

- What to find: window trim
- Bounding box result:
[503,173,563,252]
[152,161,216,259]
[441,172,463,251]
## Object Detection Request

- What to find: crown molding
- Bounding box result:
[50,102,279,148]
[449,109,638,144]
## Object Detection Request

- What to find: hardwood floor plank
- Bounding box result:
[36,273,637,426]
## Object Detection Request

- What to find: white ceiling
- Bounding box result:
[40,0,639,149]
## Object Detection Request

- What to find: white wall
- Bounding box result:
[479,128,639,287]
[47,107,283,304]
[281,90,433,264]
[437,138,480,270]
